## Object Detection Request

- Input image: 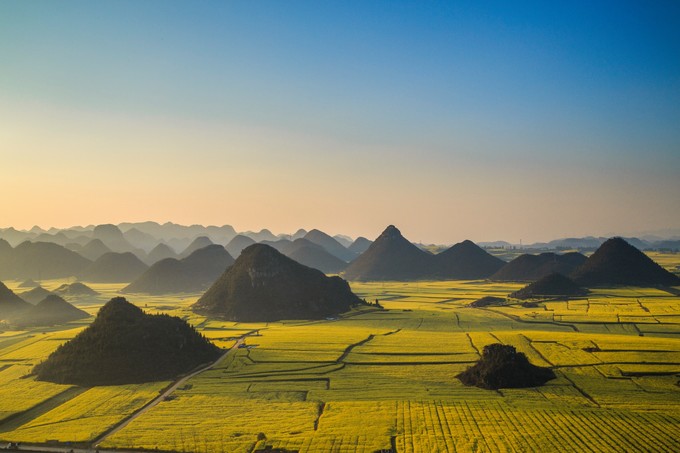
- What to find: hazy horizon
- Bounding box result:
[2,1,679,244]
[3,220,680,247]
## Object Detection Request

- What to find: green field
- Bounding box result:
[1,267,679,452]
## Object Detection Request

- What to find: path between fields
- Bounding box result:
[90,332,255,447]
[7,332,255,453]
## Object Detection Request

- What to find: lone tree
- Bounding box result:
[457,343,555,390]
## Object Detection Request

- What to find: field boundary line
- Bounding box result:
[521,334,555,366]
[337,334,376,362]
[560,373,600,407]
[90,330,258,447]
[479,307,579,331]
[0,386,87,433]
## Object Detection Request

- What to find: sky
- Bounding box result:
[1,1,679,244]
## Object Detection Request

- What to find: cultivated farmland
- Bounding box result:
[0,269,679,452]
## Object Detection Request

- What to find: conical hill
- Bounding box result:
[180,236,214,258]
[18,279,39,288]
[19,285,53,304]
[33,297,221,385]
[123,245,234,294]
[285,239,347,274]
[491,252,587,281]
[0,281,30,318]
[193,244,362,322]
[510,273,588,300]
[303,229,356,262]
[342,225,431,281]
[433,240,505,279]
[146,243,177,264]
[54,282,99,297]
[12,294,89,327]
[79,239,112,261]
[571,237,680,286]
[348,237,372,255]
[1,241,91,280]
[225,235,256,258]
[80,252,149,283]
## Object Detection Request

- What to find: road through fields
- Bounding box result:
[91,332,255,447]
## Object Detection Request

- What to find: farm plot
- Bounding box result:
[394,400,680,453]
[101,394,319,453]
[1,277,679,451]
[0,365,73,423]
[645,251,680,272]
[5,382,167,443]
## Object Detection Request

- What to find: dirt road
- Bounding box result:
[91,334,252,447]
[10,332,254,453]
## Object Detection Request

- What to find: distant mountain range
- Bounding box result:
[480,236,680,251]
[3,223,679,255]
[0,222,678,291]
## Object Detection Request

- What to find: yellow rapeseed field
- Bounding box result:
[0,274,678,452]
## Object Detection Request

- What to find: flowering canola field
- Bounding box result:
[0,274,678,452]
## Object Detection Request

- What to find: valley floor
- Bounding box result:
[1,277,679,452]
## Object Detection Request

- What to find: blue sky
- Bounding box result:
[1,1,679,242]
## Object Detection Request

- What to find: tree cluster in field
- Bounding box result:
[468,296,507,308]
[34,297,221,386]
[457,343,555,390]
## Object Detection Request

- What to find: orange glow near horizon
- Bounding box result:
[2,102,678,244]
[2,2,680,244]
